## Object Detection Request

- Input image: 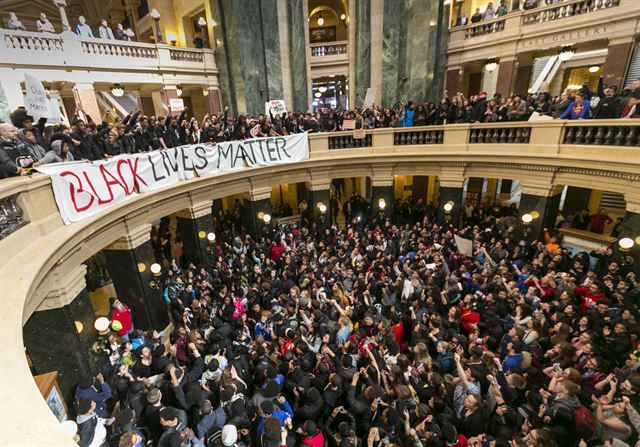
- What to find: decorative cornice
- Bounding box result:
[176,201,212,219]
[105,223,152,250]
[37,264,87,311]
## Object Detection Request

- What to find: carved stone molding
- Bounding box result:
[36,264,87,311]
[104,223,152,250]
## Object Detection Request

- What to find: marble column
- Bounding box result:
[603,41,634,90]
[23,265,101,407]
[354,0,372,107]
[207,88,221,115]
[103,224,169,332]
[208,0,286,115]
[513,62,533,96]
[73,83,101,124]
[287,0,310,112]
[308,182,331,232]
[495,59,516,98]
[381,0,448,105]
[445,68,461,98]
[245,189,272,239]
[176,202,215,270]
[620,195,640,275]
[517,185,563,242]
[372,183,394,222]
[437,185,464,228]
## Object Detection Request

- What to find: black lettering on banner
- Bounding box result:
[266,138,278,162]
[160,148,179,173]
[149,154,167,181]
[217,144,232,170]
[193,146,209,170]
[240,141,256,165]
[256,139,268,162]
[275,137,290,158]
[180,147,194,172]
[232,143,244,167]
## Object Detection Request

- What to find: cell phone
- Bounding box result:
[105,417,116,426]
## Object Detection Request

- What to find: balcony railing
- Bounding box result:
[0,29,216,73]
[469,126,531,144]
[311,41,348,57]
[453,0,622,40]
[522,0,620,25]
[463,17,506,38]
[563,122,640,146]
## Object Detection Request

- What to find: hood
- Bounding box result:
[302,432,324,447]
[51,139,64,155]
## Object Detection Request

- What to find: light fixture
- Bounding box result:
[207,232,216,242]
[150,263,162,275]
[94,317,110,334]
[176,85,183,96]
[209,19,217,27]
[619,237,634,250]
[203,88,209,96]
[484,58,499,73]
[521,213,533,224]
[558,45,576,62]
[318,86,327,93]
[530,211,540,220]
[340,13,346,21]
[166,31,178,46]
[110,84,124,97]
[314,92,322,98]
[198,230,206,239]
[318,203,327,214]
[263,213,272,223]
[137,262,146,273]
[588,65,600,73]
[198,16,207,27]
[150,8,161,20]
[378,198,387,210]
[75,321,84,333]
[317,13,324,26]
[257,211,265,220]
[443,202,454,212]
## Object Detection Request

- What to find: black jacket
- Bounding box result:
[0,137,32,178]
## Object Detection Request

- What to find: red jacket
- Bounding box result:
[111,306,133,336]
[574,287,605,312]
[302,432,324,447]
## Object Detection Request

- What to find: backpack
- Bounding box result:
[574,405,595,441]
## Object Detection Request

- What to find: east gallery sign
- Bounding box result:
[36,133,309,225]
[520,25,608,48]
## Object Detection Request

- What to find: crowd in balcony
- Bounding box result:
[2,11,136,41]
[456,0,576,26]
[0,75,639,178]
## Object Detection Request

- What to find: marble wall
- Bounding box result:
[354,0,372,107]
[381,0,449,106]
[209,0,286,115]
[287,0,310,112]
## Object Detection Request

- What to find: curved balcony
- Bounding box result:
[1,119,639,446]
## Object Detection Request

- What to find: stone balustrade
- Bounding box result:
[328,132,372,149]
[0,29,217,74]
[310,41,348,57]
[563,123,640,146]
[469,126,531,144]
[394,129,443,145]
[463,17,506,38]
[522,0,620,25]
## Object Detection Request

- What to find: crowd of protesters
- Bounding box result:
[69,191,640,447]
[1,76,639,179]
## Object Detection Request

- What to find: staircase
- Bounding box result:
[529,56,561,94]
[97,92,140,118]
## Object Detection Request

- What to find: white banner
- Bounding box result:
[169,98,184,112]
[24,74,51,120]
[37,133,309,224]
[454,235,473,257]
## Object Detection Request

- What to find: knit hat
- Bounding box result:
[221,424,238,446]
[76,398,93,415]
